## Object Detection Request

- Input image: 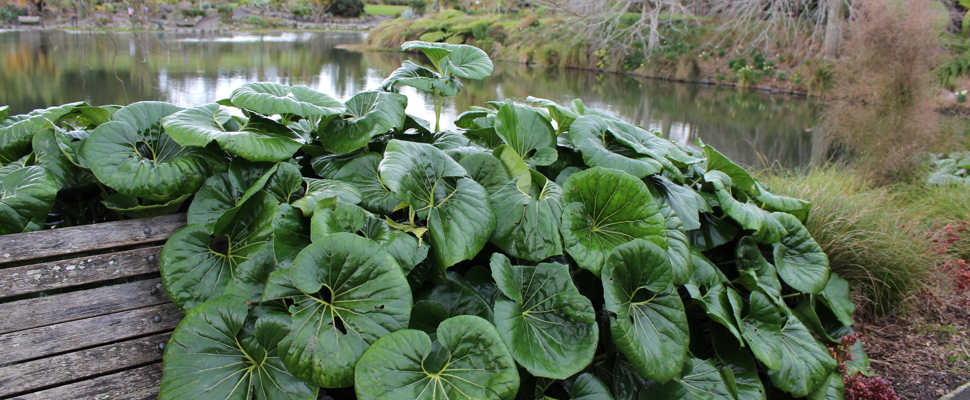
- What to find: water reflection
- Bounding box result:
[0,30,819,168]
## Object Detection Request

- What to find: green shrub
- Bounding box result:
[247,14,267,26]
[217,4,233,22]
[407,0,427,15]
[326,0,364,17]
[180,8,206,18]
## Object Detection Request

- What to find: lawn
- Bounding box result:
[365,4,408,16]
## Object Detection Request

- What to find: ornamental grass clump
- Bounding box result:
[0,44,868,399]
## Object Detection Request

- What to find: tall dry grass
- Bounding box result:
[822,0,946,185]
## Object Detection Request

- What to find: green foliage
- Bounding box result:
[756,167,934,316]
[0,52,862,400]
[179,7,205,18]
[326,0,364,17]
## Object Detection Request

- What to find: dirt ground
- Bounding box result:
[857,285,970,400]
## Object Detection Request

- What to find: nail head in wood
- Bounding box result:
[153,315,161,323]
[143,227,152,234]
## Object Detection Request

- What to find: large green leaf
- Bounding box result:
[702,142,757,194]
[653,358,739,400]
[489,171,564,261]
[440,43,495,80]
[493,100,557,166]
[713,332,767,400]
[735,236,783,298]
[772,212,830,294]
[188,160,301,233]
[459,152,511,195]
[230,83,345,117]
[560,167,666,275]
[80,101,222,202]
[661,204,693,285]
[290,178,362,216]
[160,192,278,312]
[318,91,407,154]
[490,253,597,379]
[603,239,688,383]
[354,315,519,400]
[754,182,811,223]
[31,128,81,189]
[767,316,838,397]
[818,273,855,327]
[414,271,493,321]
[740,291,784,371]
[0,102,83,164]
[159,296,318,400]
[568,115,663,178]
[381,60,462,96]
[650,175,710,231]
[690,282,745,343]
[379,140,495,269]
[277,233,412,388]
[163,104,306,162]
[310,202,428,275]
[705,171,785,244]
[330,152,402,215]
[0,166,57,234]
[526,96,579,134]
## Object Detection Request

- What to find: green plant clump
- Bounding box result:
[0,45,865,400]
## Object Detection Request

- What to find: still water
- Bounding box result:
[0,29,820,168]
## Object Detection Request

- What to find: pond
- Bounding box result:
[0,29,821,168]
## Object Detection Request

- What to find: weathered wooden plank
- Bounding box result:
[0,278,170,334]
[0,213,185,265]
[0,246,162,300]
[10,363,163,400]
[0,303,183,364]
[0,332,170,397]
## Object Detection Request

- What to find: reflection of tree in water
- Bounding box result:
[1,30,818,168]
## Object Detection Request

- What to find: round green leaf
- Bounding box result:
[459,152,511,195]
[560,167,667,275]
[380,140,495,269]
[318,91,407,154]
[653,358,738,400]
[713,331,768,400]
[603,239,688,383]
[489,171,564,261]
[740,291,784,371]
[767,316,838,397]
[702,142,757,194]
[278,233,412,388]
[187,159,298,232]
[490,253,598,379]
[381,60,462,96]
[772,212,830,294]
[440,44,495,80]
[310,202,428,275]
[567,115,663,178]
[290,178,362,216]
[0,166,57,234]
[163,104,305,162]
[354,315,519,400]
[818,273,855,327]
[330,152,402,215]
[706,171,785,244]
[415,271,493,321]
[159,295,318,400]
[230,83,345,117]
[160,192,278,311]
[494,100,557,166]
[80,101,222,202]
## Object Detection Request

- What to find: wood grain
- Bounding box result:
[0,303,183,364]
[0,333,170,397]
[0,213,185,265]
[10,363,163,400]
[0,278,171,334]
[0,246,162,300]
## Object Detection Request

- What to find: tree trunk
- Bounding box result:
[821,0,843,58]
[645,1,660,51]
[941,0,969,34]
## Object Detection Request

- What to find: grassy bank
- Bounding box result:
[367,9,834,94]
